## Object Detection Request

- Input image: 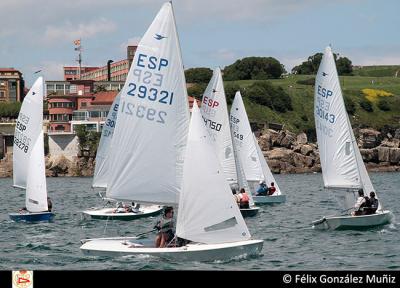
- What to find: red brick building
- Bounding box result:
[0,68,24,102]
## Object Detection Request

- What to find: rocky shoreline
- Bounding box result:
[0,127,399,177]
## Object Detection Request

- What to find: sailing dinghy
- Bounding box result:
[312,46,393,230]
[82,93,162,220]
[9,77,54,222]
[200,68,259,217]
[230,91,286,204]
[80,2,263,261]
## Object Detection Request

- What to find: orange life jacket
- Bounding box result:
[240,192,249,203]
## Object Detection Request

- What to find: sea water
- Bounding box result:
[0,172,398,270]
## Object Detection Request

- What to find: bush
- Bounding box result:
[243,81,292,112]
[187,83,207,100]
[185,68,213,83]
[0,102,22,118]
[377,99,391,111]
[296,78,315,86]
[74,125,101,156]
[223,57,285,80]
[359,99,373,112]
[224,83,242,105]
[344,96,356,115]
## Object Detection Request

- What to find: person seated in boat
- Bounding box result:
[352,189,368,216]
[154,206,175,248]
[132,203,141,213]
[256,181,268,196]
[238,188,250,209]
[114,202,126,213]
[47,197,53,212]
[19,207,28,214]
[364,191,379,215]
[268,182,276,196]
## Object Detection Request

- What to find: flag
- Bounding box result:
[73,39,81,46]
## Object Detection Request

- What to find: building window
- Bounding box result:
[70,85,77,93]
[0,91,5,99]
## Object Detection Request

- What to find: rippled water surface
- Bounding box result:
[1,172,399,270]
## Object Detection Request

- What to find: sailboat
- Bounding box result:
[230,91,286,204]
[312,46,394,230]
[82,93,162,220]
[9,77,54,222]
[80,2,263,260]
[200,68,259,217]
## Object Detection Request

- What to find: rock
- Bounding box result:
[266,159,281,174]
[300,144,314,156]
[359,128,381,149]
[389,148,400,164]
[258,133,271,151]
[296,132,308,144]
[377,147,390,162]
[394,128,400,140]
[293,153,314,168]
[279,131,296,148]
[380,139,400,148]
[360,148,378,163]
[265,148,294,164]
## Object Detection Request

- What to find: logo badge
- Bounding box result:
[154,34,167,40]
[322,72,328,76]
[12,270,33,288]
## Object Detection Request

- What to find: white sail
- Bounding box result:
[177,102,250,244]
[253,134,282,195]
[92,93,121,188]
[25,131,48,212]
[230,91,263,181]
[232,132,255,206]
[13,77,44,189]
[315,47,362,189]
[106,2,189,205]
[200,68,237,181]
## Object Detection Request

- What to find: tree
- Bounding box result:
[242,81,292,112]
[224,83,242,105]
[185,68,213,83]
[223,57,285,80]
[292,52,353,75]
[187,83,207,100]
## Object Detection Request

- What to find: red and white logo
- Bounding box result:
[12,270,33,288]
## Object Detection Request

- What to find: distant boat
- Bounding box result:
[80,2,263,261]
[230,91,286,204]
[82,92,162,220]
[9,77,54,222]
[200,68,259,217]
[312,46,394,230]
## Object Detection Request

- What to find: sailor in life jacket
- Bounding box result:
[238,188,250,209]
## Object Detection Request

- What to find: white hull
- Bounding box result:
[80,238,263,261]
[312,210,394,230]
[253,195,286,204]
[82,205,163,220]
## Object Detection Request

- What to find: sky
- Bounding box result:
[1,0,399,87]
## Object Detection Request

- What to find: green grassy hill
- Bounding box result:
[226,74,400,135]
[352,65,400,77]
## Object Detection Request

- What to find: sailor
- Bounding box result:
[352,189,367,216]
[154,206,175,248]
[364,191,379,215]
[256,181,268,196]
[268,182,276,196]
[238,188,250,209]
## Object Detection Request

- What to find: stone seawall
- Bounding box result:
[1,127,399,177]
